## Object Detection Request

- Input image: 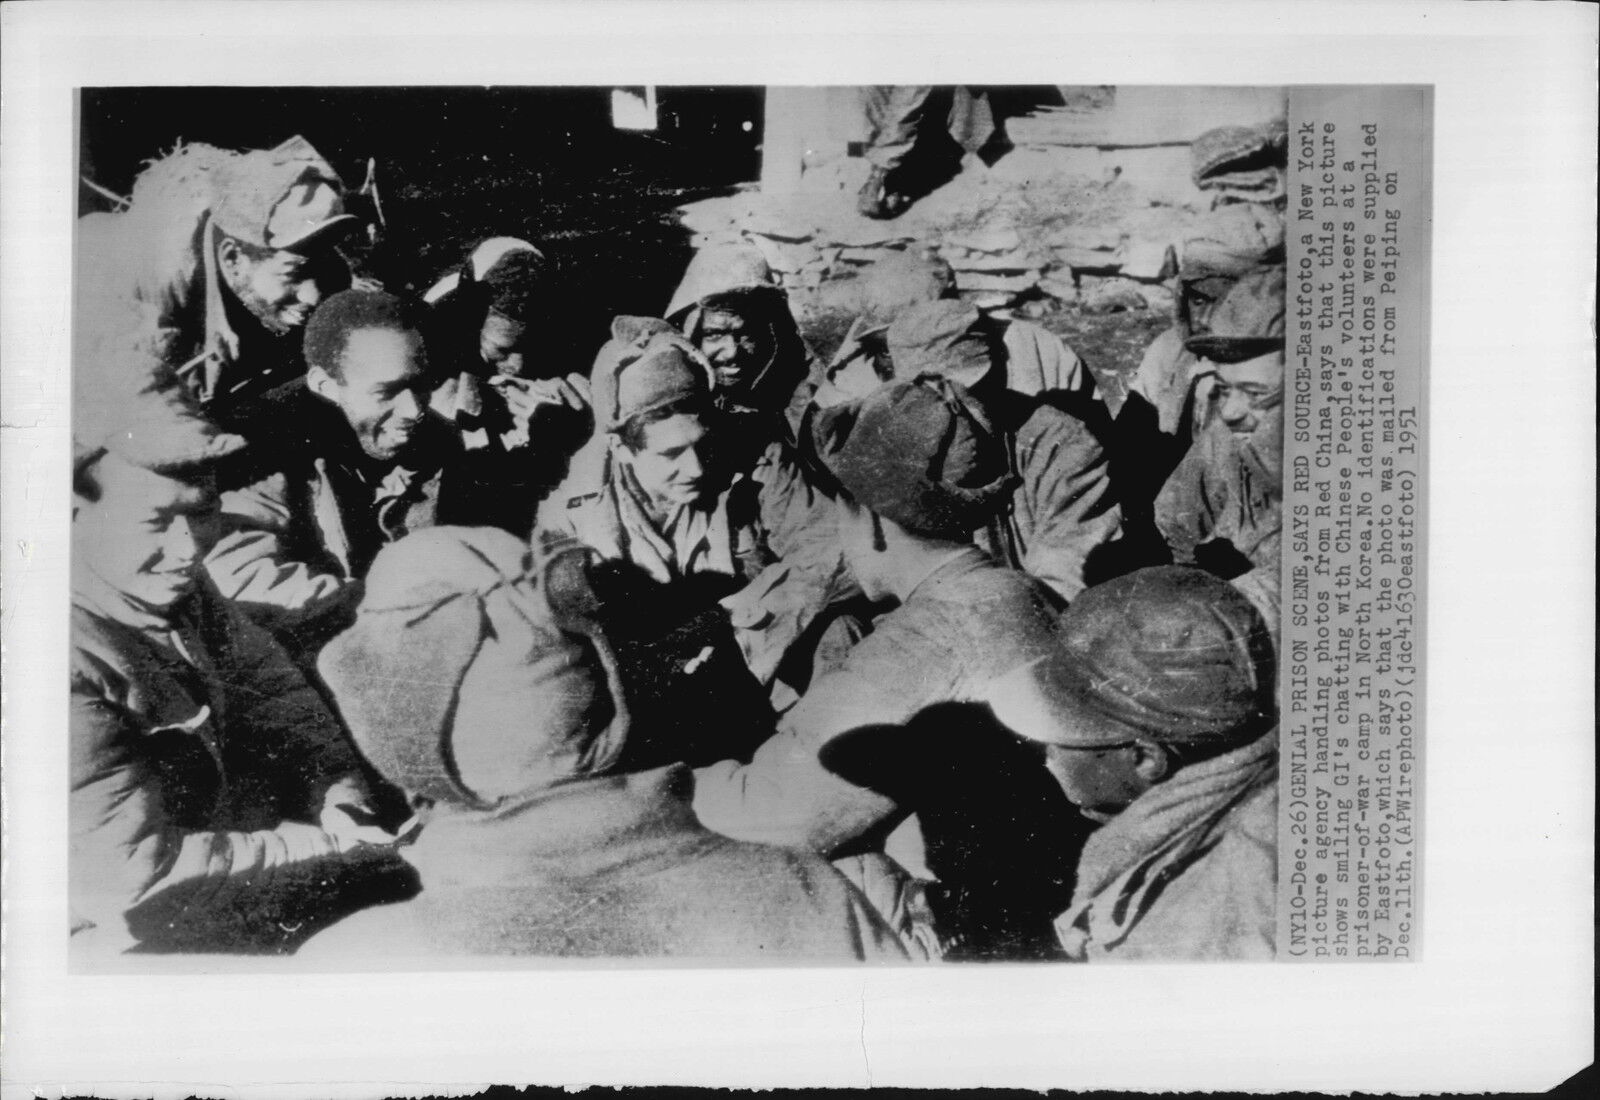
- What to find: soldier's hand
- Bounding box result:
[491,373,592,422]
[562,372,593,407]
[319,802,400,854]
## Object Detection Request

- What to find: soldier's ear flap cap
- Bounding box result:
[885,299,995,388]
[320,526,632,809]
[1182,266,1285,360]
[1184,335,1283,363]
[74,361,249,482]
[210,137,356,252]
[990,566,1278,751]
[804,377,1014,536]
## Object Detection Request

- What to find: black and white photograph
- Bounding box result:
[3,2,1593,1095]
[66,82,1293,966]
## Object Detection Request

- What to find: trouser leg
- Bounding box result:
[861,85,937,172]
[947,86,996,156]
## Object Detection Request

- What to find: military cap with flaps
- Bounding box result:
[1189,120,1288,188]
[74,327,249,483]
[589,316,714,433]
[806,375,1016,538]
[986,565,1277,750]
[318,526,631,811]
[209,135,358,252]
[827,250,960,382]
[1178,203,1285,282]
[884,299,997,388]
[1183,266,1285,363]
[858,248,957,328]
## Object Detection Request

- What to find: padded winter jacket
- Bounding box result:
[69,570,379,952]
[299,765,912,963]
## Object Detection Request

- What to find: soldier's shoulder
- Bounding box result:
[1012,392,1105,448]
[68,604,142,698]
[940,559,1058,623]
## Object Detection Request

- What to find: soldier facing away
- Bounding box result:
[299,527,915,963]
[694,375,1092,958]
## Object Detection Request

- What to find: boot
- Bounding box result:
[857,165,898,220]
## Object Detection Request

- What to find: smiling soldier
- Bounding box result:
[534,318,787,769]
[539,320,734,584]
[1115,267,1285,556]
[69,401,404,957]
[204,290,472,661]
[663,244,822,457]
[1152,313,1286,641]
[75,137,366,460]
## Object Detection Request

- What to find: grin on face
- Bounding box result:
[218,237,335,337]
[697,306,769,395]
[311,326,433,462]
[76,454,221,612]
[1211,351,1286,437]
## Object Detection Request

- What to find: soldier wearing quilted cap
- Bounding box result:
[300,527,913,962]
[536,318,780,768]
[823,298,1123,604]
[663,248,847,672]
[1189,119,1289,203]
[76,136,368,459]
[986,566,1279,960]
[823,248,1102,411]
[539,318,751,585]
[1119,262,1285,488]
[422,238,593,531]
[1151,274,1286,641]
[70,390,405,957]
[695,376,1090,960]
[1113,114,1285,554]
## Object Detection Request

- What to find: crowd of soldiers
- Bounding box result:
[70,128,1286,963]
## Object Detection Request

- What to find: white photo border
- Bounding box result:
[3,1,1594,1094]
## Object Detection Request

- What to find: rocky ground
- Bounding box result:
[673,146,1212,411]
[83,88,1210,407]
[354,125,1202,408]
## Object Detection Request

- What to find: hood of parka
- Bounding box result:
[665,244,811,421]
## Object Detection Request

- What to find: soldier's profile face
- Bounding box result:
[623,412,711,510]
[1043,741,1150,823]
[75,454,220,611]
[326,327,431,462]
[220,243,326,336]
